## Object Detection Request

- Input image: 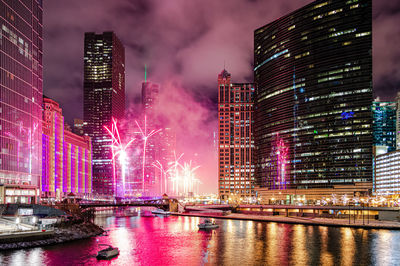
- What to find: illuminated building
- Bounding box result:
[254,0,373,202]
[396,92,400,150]
[83,32,125,196]
[0,0,43,204]
[128,69,176,196]
[372,101,396,153]
[140,78,160,195]
[42,97,92,200]
[372,100,396,193]
[375,150,400,195]
[218,69,255,201]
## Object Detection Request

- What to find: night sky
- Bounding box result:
[43,0,400,193]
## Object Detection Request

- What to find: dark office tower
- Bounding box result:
[254,0,372,201]
[83,32,125,196]
[372,101,396,153]
[218,69,255,202]
[0,0,43,204]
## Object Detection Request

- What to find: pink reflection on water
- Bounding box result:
[93,215,206,266]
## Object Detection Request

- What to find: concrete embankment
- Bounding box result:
[0,222,104,250]
[172,212,400,230]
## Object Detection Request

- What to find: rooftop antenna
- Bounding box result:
[224,60,226,70]
[144,64,147,82]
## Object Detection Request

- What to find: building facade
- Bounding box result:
[375,150,400,196]
[372,101,396,153]
[218,69,255,202]
[83,32,125,196]
[254,0,373,201]
[396,92,400,150]
[0,0,43,204]
[42,97,92,200]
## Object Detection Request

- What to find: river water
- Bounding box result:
[1,214,400,265]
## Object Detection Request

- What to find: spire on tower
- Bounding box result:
[144,64,147,82]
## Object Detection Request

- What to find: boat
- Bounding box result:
[96,244,119,260]
[151,208,171,215]
[198,219,219,229]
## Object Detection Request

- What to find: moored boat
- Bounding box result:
[151,208,171,215]
[96,244,119,259]
[198,219,219,229]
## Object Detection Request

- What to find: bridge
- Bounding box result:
[79,198,175,211]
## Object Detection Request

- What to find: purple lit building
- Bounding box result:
[42,97,92,200]
[83,32,125,197]
[0,0,43,204]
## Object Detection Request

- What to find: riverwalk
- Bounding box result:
[0,222,103,250]
[172,212,400,230]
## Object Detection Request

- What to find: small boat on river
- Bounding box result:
[198,219,219,230]
[96,244,119,260]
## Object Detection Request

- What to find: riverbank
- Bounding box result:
[172,212,400,230]
[0,222,104,250]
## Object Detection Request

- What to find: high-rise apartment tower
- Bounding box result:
[218,69,255,202]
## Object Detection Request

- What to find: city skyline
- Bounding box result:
[3,1,400,264]
[41,0,400,194]
[1,0,399,196]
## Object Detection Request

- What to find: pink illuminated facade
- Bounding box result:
[0,1,43,204]
[218,69,255,201]
[42,97,92,199]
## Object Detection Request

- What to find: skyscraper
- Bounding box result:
[372,101,396,153]
[218,69,255,202]
[0,0,43,203]
[254,0,372,202]
[140,77,161,195]
[83,32,125,196]
[396,92,400,150]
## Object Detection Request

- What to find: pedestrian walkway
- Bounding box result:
[172,212,400,230]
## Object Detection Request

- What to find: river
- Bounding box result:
[1,214,400,265]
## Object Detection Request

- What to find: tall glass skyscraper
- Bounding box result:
[254,0,372,199]
[0,0,43,203]
[83,32,125,196]
[372,101,396,153]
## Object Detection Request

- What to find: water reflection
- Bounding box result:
[1,216,400,265]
